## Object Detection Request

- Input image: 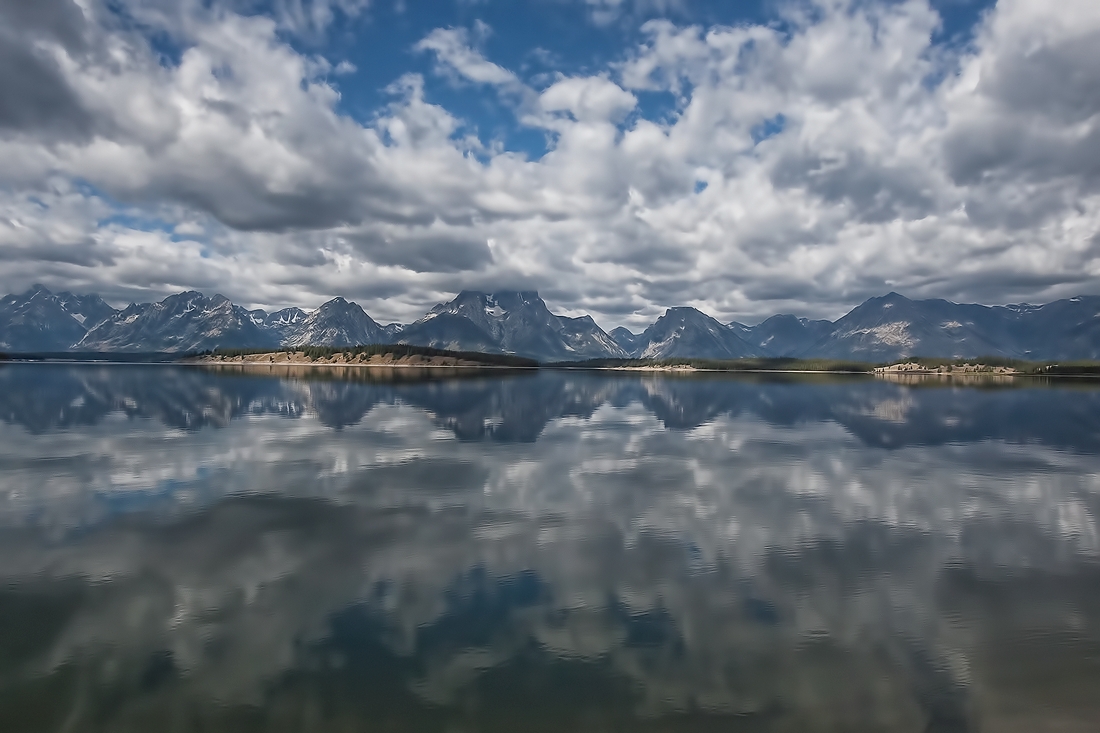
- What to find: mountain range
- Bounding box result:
[3,285,1100,362]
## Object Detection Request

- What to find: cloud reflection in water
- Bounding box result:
[0,364,1098,731]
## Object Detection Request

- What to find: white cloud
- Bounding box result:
[539,76,637,123]
[581,0,687,27]
[272,0,371,34]
[1,0,1100,328]
[941,0,1100,227]
[415,26,521,89]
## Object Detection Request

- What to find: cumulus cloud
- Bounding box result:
[539,76,637,123]
[942,0,1100,227]
[0,0,1099,326]
[415,25,521,89]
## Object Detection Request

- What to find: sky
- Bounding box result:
[1,0,1098,328]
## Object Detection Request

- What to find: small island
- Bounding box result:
[874,362,1018,375]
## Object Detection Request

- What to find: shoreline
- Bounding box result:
[556,365,872,374]
[5,357,1099,379]
[187,351,534,369]
[190,361,533,370]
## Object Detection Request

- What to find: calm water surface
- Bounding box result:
[1,364,1099,732]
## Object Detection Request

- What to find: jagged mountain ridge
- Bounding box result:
[5,286,1100,361]
[78,291,277,352]
[631,307,757,360]
[805,293,1009,361]
[55,292,118,330]
[732,314,835,358]
[249,307,308,343]
[609,326,641,353]
[0,285,117,352]
[799,292,1100,361]
[999,296,1100,360]
[397,291,628,361]
[0,287,632,360]
[279,298,384,349]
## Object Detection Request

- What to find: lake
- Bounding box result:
[1,364,1099,732]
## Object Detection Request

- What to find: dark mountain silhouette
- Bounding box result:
[280,298,385,348]
[730,314,834,357]
[78,291,277,352]
[5,285,1100,361]
[398,291,627,362]
[802,292,1008,361]
[626,307,756,359]
[0,285,116,351]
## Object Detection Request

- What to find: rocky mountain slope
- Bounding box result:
[397,291,627,362]
[609,326,641,354]
[279,298,384,349]
[999,296,1100,360]
[803,293,1009,361]
[5,285,1100,362]
[627,307,757,360]
[794,293,1100,361]
[0,285,117,352]
[250,308,308,343]
[78,292,277,352]
[732,314,835,358]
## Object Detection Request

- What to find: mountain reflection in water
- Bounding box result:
[0,364,1098,732]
